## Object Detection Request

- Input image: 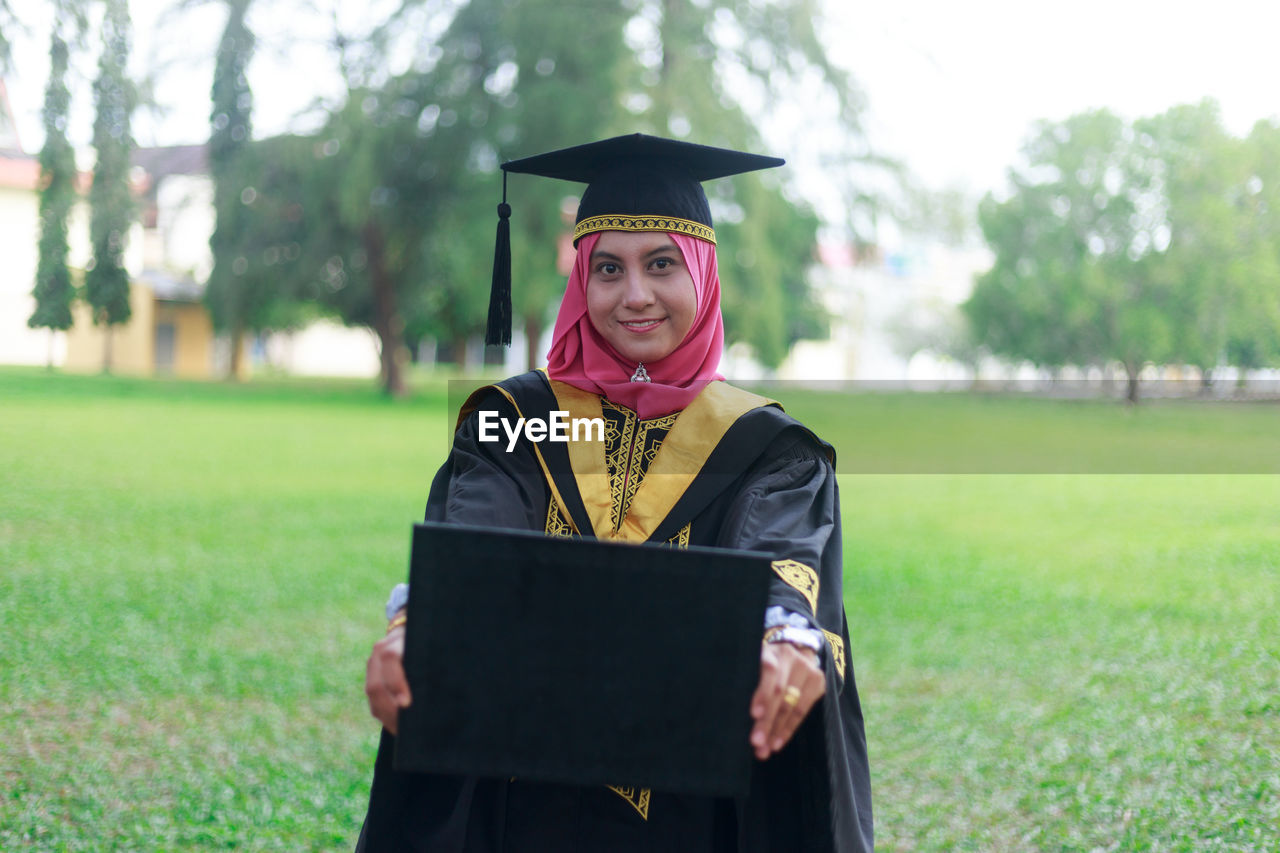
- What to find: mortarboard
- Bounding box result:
[487,133,785,346]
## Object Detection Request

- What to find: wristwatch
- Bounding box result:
[765,625,823,654]
[384,583,409,621]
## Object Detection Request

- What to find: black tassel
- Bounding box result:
[486,171,512,347]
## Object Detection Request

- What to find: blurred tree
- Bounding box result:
[201,0,874,388]
[1230,119,1280,377]
[396,0,636,371]
[305,0,872,379]
[213,131,322,324]
[617,0,865,368]
[204,0,262,379]
[899,183,979,248]
[85,0,136,372]
[247,0,634,392]
[967,109,1178,402]
[29,5,87,365]
[304,88,472,395]
[969,103,1280,401]
[0,0,17,73]
[1134,102,1251,386]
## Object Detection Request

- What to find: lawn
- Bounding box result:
[2,368,1276,850]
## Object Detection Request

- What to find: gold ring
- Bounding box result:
[783,685,801,707]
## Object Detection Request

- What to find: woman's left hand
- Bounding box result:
[749,642,825,760]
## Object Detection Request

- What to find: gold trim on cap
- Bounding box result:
[574,215,716,244]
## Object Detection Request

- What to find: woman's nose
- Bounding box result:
[620,271,655,309]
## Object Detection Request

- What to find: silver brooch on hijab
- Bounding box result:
[630,363,651,383]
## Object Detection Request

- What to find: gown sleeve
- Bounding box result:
[715,430,874,853]
[425,390,549,530]
[715,432,838,636]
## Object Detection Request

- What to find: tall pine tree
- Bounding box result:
[29,18,80,365]
[85,0,135,371]
[205,0,254,379]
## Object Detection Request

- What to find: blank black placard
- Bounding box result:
[394,521,772,798]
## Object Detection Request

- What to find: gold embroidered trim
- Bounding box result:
[545,501,574,538]
[823,629,846,679]
[547,380,776,542]
[667,522,691,548]
[546,380,612,537]
[602,398,678,532]
[771,559,819,615]
[605,785,652,820]
[603,401,635,530]
[575,214,715,245]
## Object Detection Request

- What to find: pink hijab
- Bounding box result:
[545,231,724,419]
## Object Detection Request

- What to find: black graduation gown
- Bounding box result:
[357,371,873,853]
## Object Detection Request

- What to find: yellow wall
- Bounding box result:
[153,301,215,378]
[65,283,155,375]
[64,283,245,380]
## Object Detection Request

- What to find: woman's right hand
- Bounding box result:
[365,619,412,734]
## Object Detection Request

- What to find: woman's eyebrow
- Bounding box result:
[590,250,622,262]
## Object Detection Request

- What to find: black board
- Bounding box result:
[394,521,772,798]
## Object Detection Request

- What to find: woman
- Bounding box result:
[358,134,872,852]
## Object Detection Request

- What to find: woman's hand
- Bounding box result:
[749,641,825,760]
[365,619,412,734]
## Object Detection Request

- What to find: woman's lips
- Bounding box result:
[619,318,665,333]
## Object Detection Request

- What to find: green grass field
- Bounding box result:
[2,368,1277,851]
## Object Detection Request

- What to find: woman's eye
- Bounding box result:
[599,263,620,275]
[651,258,673,270]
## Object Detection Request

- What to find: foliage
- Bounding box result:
[404,0,636,367]
[616,0,847,366]
[0,0,16,73]
[967,102,1280,400]
[966,110,1162,397]
[258,91,472,395]
[29,17,81,337]
[229,0,866,387]
[1231,119,1280,370]
[84,0,136,347]
[203,0,268,377]
[281,0,641,382]
[3,369,1279,850]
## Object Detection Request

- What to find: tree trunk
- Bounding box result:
[363,222,407,397]
[447,335,469,371]
[1198,367,1213,396]
[228,322,245,381]
[47,329,56,371]
[101,316,113,374]
[524,314,543,372]
[1124,360,1141,404]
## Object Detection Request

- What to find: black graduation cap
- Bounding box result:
[486,133,785,346]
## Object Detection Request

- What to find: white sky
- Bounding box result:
[6,0,1280,201]
[830,0,1280,194]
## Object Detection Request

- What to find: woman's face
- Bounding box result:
[586,230,698,365]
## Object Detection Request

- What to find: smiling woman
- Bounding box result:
[357,134,873,853]
[585,231,698,367]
